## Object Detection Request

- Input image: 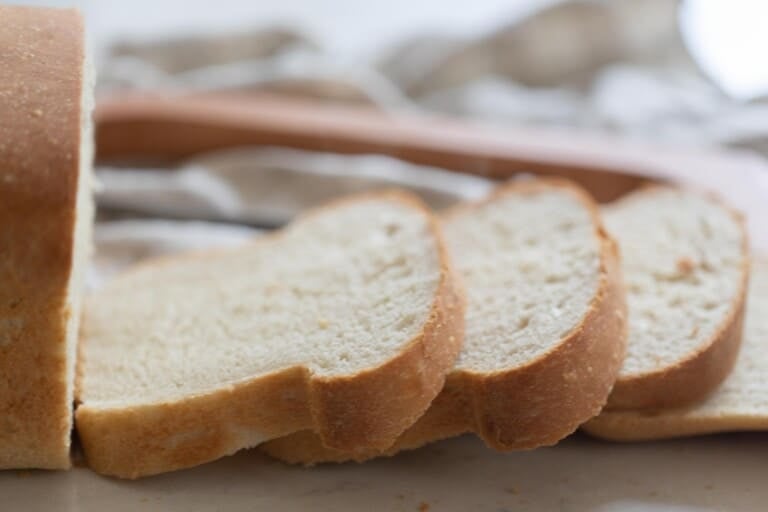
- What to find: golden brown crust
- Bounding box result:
[76,367,314,478]
[604,186,750,410]
[0,6,85,469]
[261,376,471,465]
[75,190,464,478]
[261,178,628,464]
[582,409,768,442]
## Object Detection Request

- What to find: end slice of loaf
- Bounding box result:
[0,6,94,469]
[602,187,749,410]
[261,179,627,465]
[75,191,463,478]
[584,257,768,440]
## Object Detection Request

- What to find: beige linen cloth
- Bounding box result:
[92,0,768,284]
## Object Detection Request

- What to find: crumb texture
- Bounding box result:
[603,188,745,378]
[449,188,600,371]
[80,197,441,406]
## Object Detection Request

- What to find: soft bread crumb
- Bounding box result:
[603,188,745,378]
[80,198,443,406]
[448,188,600,371]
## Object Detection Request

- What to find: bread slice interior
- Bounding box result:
[603,187,749,409]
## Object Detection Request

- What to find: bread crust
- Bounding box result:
[261,178,628,464]
[0,6,86,469]
[582,410,768,442]
[604,186,750,410]
[75,191,464,478]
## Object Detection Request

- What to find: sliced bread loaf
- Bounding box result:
[602,187,749,410]
[261,179,627,464]
[584,257,768,440]
[0,6,94,469]
[75,191,463,478]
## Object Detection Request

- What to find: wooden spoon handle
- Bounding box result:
[95,92,654,202]
[95,92,768,251]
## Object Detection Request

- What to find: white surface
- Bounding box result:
[2,434,767,511]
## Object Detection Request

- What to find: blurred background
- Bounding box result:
[19,0,768,135]
[8,0,768,281]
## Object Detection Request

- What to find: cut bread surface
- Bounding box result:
[83,198,441,404]
[447,185,602,372]
[0,6,93,470]
[603,187,749,409]
[261,179,627,465]
[584,257,768,440]
[76,192,463,478]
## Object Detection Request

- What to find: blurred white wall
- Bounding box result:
[9,0,768,99]
[6,0,557,58]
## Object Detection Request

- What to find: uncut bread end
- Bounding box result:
[0,6,94,470]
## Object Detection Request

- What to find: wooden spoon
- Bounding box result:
[95,92,768,248]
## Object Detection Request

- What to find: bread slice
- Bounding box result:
[261,179,627,465]
[75,191,463,478]
[583,257,768,440]
[602,187,749,410]
[0,7,94,469]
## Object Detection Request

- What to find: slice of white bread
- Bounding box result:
[0,7,94,469]
[261,179,627,465]
[583,257,768,440]
[75,191,464,478]
[602,187,749,410]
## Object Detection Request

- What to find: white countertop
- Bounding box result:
[4,433,767,511]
